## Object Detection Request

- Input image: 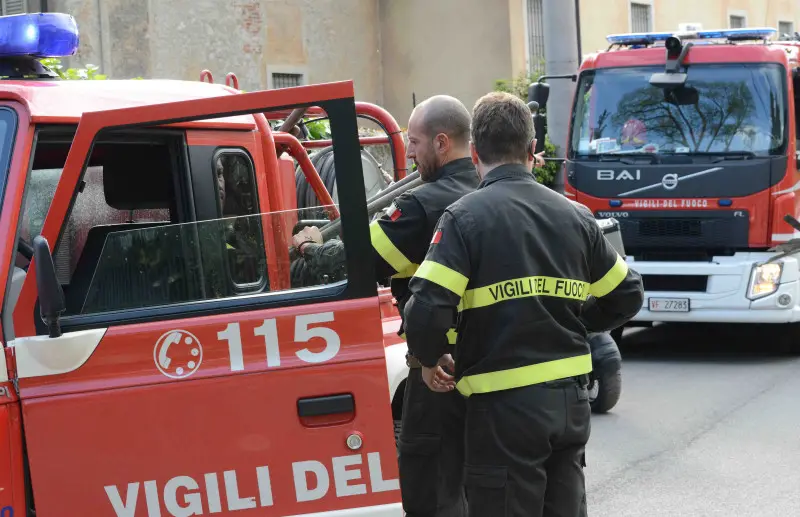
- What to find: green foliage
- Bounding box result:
[304,119,331,140]
[494,67,561,187]
[39,57,107,80]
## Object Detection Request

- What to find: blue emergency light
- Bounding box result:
[0,13,79,58]
[606,27,777,45]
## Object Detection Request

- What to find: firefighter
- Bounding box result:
[403,91,644,517]
[292,94,480,517]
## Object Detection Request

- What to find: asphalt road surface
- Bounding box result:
[585,322,800,517]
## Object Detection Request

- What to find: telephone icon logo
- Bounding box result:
[154,330,203,379]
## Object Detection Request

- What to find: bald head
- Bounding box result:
[415,95,471,145]
[406,95,472,180]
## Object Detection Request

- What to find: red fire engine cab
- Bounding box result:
[533,27,800,334]
[0,11,413,517]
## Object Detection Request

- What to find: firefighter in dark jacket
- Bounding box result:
[292,95,480,517]
[403,91,644,517]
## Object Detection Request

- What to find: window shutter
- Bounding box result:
[2,0,27,16]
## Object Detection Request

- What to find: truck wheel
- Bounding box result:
[589,368,622,414]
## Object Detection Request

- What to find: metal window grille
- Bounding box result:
[779,21,794,36]
[630,3,652,33]
[526,0,545,75]
[1,0,26,15]
[729,15,746,29]
[272,73,303,89]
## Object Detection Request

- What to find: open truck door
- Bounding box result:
[5,82,400,516]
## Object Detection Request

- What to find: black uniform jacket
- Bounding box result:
[403,163,644,396]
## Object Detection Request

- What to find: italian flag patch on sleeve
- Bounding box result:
[431,229,442,244]
[387,203,402,221]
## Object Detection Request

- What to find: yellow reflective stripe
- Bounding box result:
[590,254,628,298]
[370,220,414,274]
[456,353,592,397]
[415,260,469,297]
[446,329,458,345]
[461,276,589,310]
[391,264,419,279]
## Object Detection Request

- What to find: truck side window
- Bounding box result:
[214,149,267,288]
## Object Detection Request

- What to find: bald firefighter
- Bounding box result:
[293,95,479,517]
[403,92,644,517]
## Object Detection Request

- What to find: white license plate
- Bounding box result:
[648,297,690,312]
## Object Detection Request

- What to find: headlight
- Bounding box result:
[747,262,783,300]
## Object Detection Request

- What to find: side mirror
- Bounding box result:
[649,72,688,88]
[528,82,550,108]
[33,235,65,338]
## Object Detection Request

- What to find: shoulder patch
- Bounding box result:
[431,229,442,244]
[386,202,403,221]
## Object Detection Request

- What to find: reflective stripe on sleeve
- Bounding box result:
[414,260,469,297]
[370,220,414,274]
[589,254,629,298]
[461,276,589,310]
[391,264,419,279]
[456,353,592,397]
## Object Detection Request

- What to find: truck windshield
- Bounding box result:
[569,63,786,158]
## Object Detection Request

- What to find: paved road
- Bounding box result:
[585,322,800,516]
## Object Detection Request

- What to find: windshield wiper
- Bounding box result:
[598,152,659,164]
[659,150,757,162]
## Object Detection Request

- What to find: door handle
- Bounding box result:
[297,394,354,417]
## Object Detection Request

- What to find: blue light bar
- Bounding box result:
[0,13,79,58]
[606,27,777,45]
[609,200,622,207]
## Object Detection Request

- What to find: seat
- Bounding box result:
[64,222,175,315]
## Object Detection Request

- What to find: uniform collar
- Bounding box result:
[478,163,534,189]
[426,157,475,182]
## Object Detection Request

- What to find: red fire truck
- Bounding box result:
[532,27,800,336]
[0,11,418,517]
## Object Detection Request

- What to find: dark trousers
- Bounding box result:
[398,367,468,517]
[463,378,591,517]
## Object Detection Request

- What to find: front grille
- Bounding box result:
[638,218,701,238]
[642,274,708,292]
[616,210,749,252]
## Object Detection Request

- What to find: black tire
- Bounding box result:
[589,368,622,414]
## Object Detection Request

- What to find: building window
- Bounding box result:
[1,0,27,15]
[779,21,795,38]
[272,73,303,89]
[630,2,652,33]
[526,0,545,74]
[729,14,746,28]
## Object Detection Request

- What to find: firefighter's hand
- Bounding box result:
[292,226,323,248]
[534,151,546,168]
[422,354,456,392]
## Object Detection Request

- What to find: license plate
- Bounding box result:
[648,297,690,312]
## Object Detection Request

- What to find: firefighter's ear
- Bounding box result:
[470,141,479,166]
[528,138,537,159]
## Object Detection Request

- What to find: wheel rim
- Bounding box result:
[588,379,599,402]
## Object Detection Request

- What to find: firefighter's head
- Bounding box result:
[406,95,471,181]
[469,91,536,178]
